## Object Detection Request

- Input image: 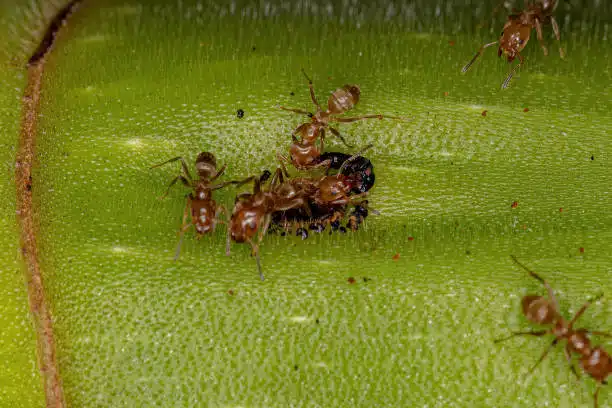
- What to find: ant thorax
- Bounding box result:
[194,185,212,201]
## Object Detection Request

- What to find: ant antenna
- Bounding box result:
[301,68,313,84]
[339,143,374,175]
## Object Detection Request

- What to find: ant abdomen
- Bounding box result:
[581,347,612,381]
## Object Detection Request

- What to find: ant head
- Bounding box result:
[328,85,360,114]
[195,152,217,178]
[522,295,558,325]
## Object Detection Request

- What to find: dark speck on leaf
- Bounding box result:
[591,155,595,161]
[363,277,371,282]
[252,46,256,51]
[237,109,244,118]
[315,318,320,324]
[466,250,471,255]
[294,365,299,370]
[290,91,295,96]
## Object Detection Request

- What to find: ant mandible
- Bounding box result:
[496,255,612,408]
[151,152,252,259]
[462,0,565,89]
[278,69,403,170]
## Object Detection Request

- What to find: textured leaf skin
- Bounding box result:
[10,0,612,407]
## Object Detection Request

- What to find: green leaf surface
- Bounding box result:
[19,0,612,406]
[0,4,46,407]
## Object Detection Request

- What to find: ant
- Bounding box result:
[151,152,252,259]
[278,70,403,170]
[226,169,312,281]
[270,148,376,235]
[496,255,612,408]
[462,0,565,89]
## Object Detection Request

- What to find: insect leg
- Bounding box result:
[534,18,549,56]
[461,41,498,73]
[158,175,191,199]
[174,195,193,260]
[550,17,565,59]
[301,69,323,112]
[328,127,353,148]
[502,53,525,89]
[568,294,604,329]
[210,163,227,181]
[279,106,312,116]
[494,330,548,343]
[563,344,581,381]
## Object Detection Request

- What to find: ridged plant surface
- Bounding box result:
[12,0,612,407]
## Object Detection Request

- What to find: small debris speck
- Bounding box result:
[237,108,244,118]
[347,277,356,284]
[481,110,488,117]
[392,253,400,261]
[579,247,585,253]
[511,201,519,209]
[523,108,529,112]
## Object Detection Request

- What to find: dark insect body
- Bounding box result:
[151,152,252,259]
[462,0,565,88]
[320,151,375,194]
[497,256,612,408]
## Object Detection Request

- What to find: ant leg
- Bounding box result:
[150,156,194,182]
[534,18,549,56]
[247,238,265,281]
[594,383,602,408]
[212,176,255,191]
[528,338,559,374]
[550,17,566,59]
[278,160,291,179]
[502,53,525,89]
[510,255,560,312]
[159,175,191,199]
[210,164,227,181]
[213,205,229,232]
[301,69,323,112]
[568,294,604,328]
[564,344,581,381]
[461,41,498,73]
[588,330,612,338]
[494,330,548,343]
[328,127,353,148]
[174,196,193,260]
[225,222,232,256]
[279,106,312,116]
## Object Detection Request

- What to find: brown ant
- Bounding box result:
[462,0,565,89]
[278,70,403,170]
[226,169,312,281]
[496,255,612,407]
[270,148,376,235]
[151,152,252,259]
